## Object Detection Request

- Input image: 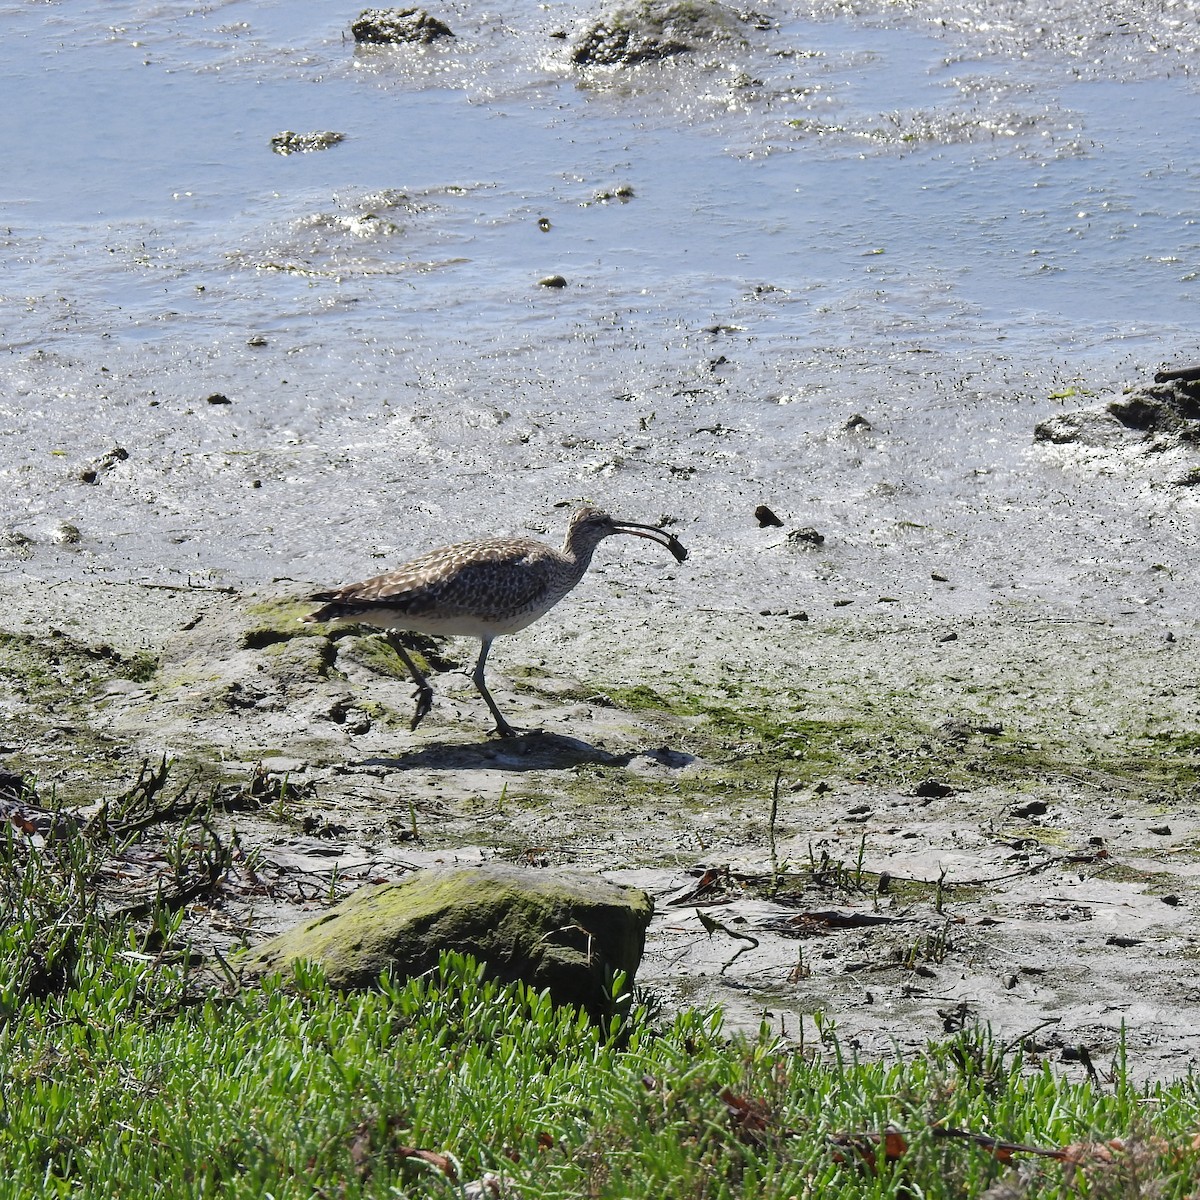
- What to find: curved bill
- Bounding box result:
[612,519,689,563]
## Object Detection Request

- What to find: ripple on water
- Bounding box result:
[0,0,1196,615]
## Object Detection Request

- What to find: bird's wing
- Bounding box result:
[428,552,562,620]
[316,538,557,619]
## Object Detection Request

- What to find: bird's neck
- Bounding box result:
[561,532,603,575]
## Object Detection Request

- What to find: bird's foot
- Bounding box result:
[408,684,435,731]
[491,720,544,739]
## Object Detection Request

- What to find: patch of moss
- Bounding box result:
[259,636,337,677]
[600,683,673,711]
[0,629,159,700]
[356,699,411,730]
[241,598,318,649]
[1092,862,1162,885]
[505,662,553,681]
[578,671,1200,806]
[1147,729,1200,756]
[158,666,225,693]
[341,635,421,679]
[338,632,460,678]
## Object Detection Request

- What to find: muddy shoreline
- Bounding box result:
[2,570,1196,1082]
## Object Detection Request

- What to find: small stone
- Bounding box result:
[78,446,129,484]
[787,526,825,547]
[1012,799,1048,818]
[937,631,958,643]
[914,779,954,799]
[206,393,233,405]
[1148,824,1172,836]
[570,1,746,65]
[571,22,688,65]
[51,522,82,546]
[843,413,871,432]
[593,184,636,203]
[754,504,783,527]
[270,131,346,155]
[537,274,568,288]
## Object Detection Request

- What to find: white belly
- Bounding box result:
[334,603,548,640]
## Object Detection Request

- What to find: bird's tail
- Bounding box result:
[302,592,341,624]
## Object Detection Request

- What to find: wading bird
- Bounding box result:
[304,506,687,737]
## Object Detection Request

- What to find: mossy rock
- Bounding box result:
[571,0,745,65]
[351,7,454,44]
[245,864,653,1018]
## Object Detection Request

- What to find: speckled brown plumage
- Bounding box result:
[304,506,687,737]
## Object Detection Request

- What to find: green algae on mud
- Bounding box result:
[581,670,1200,804]
[242,596,461,678]
[239,599,319,649]
[0,628,157,692]
[0,628,162,794]
[4,587,1199,830]
[0,589,1189,823]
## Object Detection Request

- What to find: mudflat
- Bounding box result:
[2,556,1196,1081]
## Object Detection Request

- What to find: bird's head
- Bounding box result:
[564,506,688,562]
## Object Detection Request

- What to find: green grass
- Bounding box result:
[1,812,1199,1199]
[3,952,1199,1200]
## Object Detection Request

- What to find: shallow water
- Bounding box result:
[1,0,1198,619]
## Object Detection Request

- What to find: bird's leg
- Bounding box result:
[385,633,435,731]
[471,638,519,738]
